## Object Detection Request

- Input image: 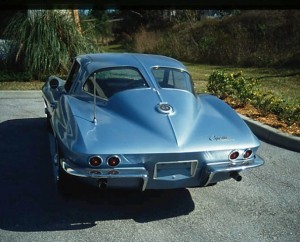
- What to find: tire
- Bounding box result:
[55,140,75,196]
[57,162,76,196]
[46,111,53,133]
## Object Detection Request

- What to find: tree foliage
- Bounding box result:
[4,10,97,78]
[129,10,300,68]
[88,10,112,44]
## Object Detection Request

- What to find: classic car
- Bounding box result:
[42,53,264,194]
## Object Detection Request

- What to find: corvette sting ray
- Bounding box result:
[42,53,264,194]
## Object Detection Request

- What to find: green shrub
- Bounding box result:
[207,70,299,126]
[207,70,258,104]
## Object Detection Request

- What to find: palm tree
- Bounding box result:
[72,10,82,34]
[4,10,97,79]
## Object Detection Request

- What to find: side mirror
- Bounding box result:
[49,78,59,89]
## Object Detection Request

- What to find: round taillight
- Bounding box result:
[107,156,120,167]
[89,156,102,167]
[243,149,253,159]
[229,151,239,160]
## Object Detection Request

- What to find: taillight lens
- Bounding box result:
[229,151,239,160]
[243,149,253,159]
[107,156,120,167]
[89,156,102,167]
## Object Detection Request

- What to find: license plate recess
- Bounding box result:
[153,160,198,180]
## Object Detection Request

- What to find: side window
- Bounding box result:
[65,60,80,92]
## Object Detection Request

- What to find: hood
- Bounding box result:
[65,89,259,155]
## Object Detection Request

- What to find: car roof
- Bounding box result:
[76,53,187,71]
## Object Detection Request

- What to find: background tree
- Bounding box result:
[72,10,82,34]
[89,10,112,44]
[0,10,24,38]
[4,10,97,79]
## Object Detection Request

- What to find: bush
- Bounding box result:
[207,70,258,105]
[133,27,161,53]
[207,70,300,126]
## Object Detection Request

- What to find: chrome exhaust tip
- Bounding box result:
[230,172,242,182]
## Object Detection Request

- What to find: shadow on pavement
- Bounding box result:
[0,118,195,232]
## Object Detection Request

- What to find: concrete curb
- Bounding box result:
[240,114,300,153]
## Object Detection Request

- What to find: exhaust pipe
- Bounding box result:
[98,178,107,189]
[230,172,242,182]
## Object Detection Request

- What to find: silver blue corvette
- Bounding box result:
[42,53,264,194]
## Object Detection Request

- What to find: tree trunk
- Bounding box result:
[73,10,82,34]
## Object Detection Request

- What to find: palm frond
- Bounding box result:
[4,10,98,78]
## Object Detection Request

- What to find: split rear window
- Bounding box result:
[83,67,149,99]
[152,67,195,94]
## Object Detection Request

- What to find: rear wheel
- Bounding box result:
[57,162,76,196]
[55,140,75,196]
[46,110,53,133]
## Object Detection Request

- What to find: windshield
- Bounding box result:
[83,67,149,99]
[152,67,195,94]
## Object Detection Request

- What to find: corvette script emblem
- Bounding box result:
[209,135,233,141]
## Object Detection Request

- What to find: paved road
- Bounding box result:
[0,91,299,242]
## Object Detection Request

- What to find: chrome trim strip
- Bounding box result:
[61,161,149,191]
[204,154,265,186]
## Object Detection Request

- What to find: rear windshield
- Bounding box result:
[83,67,149,99]
[152,67,195,94]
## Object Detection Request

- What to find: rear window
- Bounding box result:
[152,67,195,94]
[83,67,149,99]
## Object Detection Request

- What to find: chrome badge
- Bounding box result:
[209,135,233,141]
[156,103,174,114]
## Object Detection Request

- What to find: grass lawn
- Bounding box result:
[0,81,44,90]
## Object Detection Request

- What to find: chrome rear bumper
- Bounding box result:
[204,154,265,186]
[60,154,264,190]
